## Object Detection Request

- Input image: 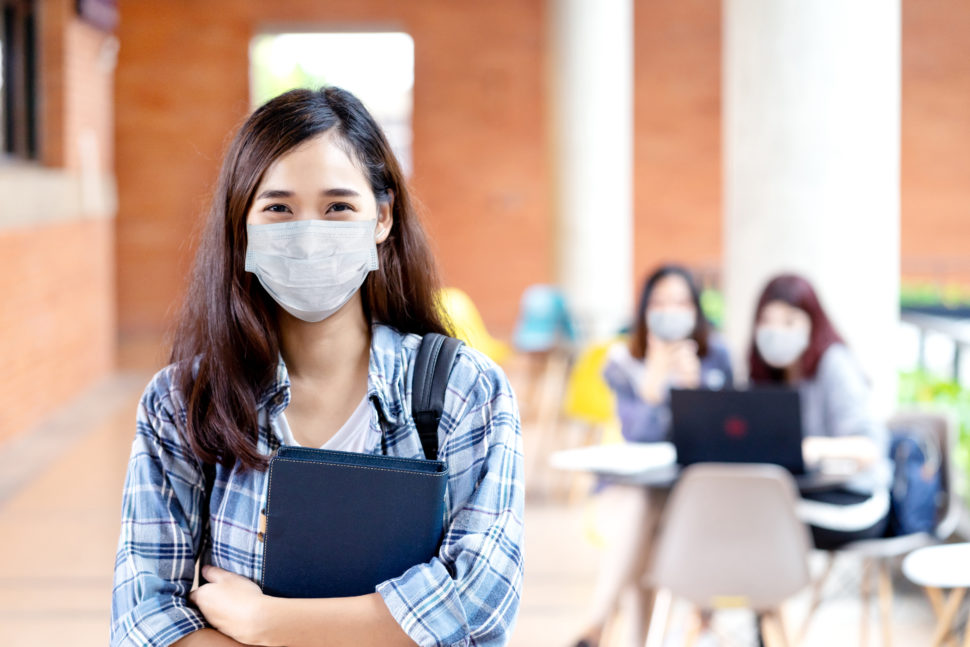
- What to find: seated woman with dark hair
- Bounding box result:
[573,265,733,647]
[748,273,892,549]
[605,265,733,443]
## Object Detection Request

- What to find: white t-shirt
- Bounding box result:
[274,395,372,453]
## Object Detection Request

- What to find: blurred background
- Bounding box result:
[1,0,969,645]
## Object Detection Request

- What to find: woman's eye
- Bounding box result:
[329,203,353,213]
[265,204,291,214]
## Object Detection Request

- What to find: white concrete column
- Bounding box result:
[549,0,634,341]
[723,0,901,415]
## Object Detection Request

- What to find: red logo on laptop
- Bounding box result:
[724,416,748,439]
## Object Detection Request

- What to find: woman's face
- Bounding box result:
[647,274,694,312]
[646,274,697,343]
[246,130,393,241]
[757,300,811,332]
[755,300,812,369]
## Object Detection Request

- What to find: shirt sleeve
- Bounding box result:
[111,368,208,647]
[818,345,887,449]
[376,350,524,647]
[709,341,735,387]
[602,354,670,443]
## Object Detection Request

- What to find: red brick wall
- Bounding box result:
[114,0,550,339]
[636,0,970,291]
[0,3,116,443]
[0,219,115,439]
[633,0,722,288]
[113,0,970,348]
[901,0,970,285]
[628,0,970,291]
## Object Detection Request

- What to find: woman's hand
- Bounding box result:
[802,436,880,473]
[641,340,700,403]
[190,566,276,647]
[640,342,673,404]
[668,340,701,389]
[188,568,417,647]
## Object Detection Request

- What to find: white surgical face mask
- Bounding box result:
[647,308,696,342]
[755,325,810,369]
[245,219,379,322]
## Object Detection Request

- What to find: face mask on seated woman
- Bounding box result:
[755,325,810,368]
[647,308,696,342]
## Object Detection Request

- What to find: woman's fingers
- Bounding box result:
[201,565,232,582]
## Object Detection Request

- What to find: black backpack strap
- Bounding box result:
[412,333,464,461]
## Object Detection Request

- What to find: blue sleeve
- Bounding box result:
[377,349,524,646]
[708,341,735,387]
[602,356,670,443]
[615,392,671,443]
[111,368,208,647]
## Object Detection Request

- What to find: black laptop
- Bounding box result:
[670,388,822,484]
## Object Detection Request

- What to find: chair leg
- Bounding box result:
[796,551,835,645]
[762,610,790,647]
[860,558,872,647]
[601,607,620,647]
[877,559,893,647]
[683,608,702,647]
[644,588,672,647]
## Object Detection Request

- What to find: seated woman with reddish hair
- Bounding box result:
[748,273,892,549]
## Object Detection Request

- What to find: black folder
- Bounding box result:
[259,446,448,599]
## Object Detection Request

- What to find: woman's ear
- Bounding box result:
[376,189,395,244]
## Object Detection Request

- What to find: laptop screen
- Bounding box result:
[669,388,806,474]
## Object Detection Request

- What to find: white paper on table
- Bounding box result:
[549,442,677,476]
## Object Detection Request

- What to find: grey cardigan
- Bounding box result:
[797,343,892,494]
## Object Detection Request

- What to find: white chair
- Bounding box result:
[798,410,962,647]
[649,463,812,647]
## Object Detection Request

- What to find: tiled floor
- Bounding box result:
[0,374,142,646]
[0,371,952,646]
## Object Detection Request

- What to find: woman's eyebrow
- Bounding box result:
[254,188,361,200]
[322,188,361,198]
[255,189,293,200]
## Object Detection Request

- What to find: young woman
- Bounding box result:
[749,273,891,548]
[605,265,733,443]
[573,265,733,647]
[110,88,524,647]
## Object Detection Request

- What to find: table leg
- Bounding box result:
[931,588,966,647]
[927,587,946,619]
[860,559,871,647]
[877,559,893,647]
[963,604,970,647]
[926,587,962,647]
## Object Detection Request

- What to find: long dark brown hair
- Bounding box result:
[748,273,844,383]
[171,87,449,471]
[629,264,711,360]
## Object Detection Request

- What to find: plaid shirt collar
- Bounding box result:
[257,323,408,430]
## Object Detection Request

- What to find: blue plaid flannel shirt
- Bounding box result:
[111,324,524,647]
